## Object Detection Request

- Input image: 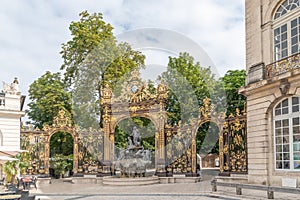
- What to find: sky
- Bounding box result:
[0,0,245,106]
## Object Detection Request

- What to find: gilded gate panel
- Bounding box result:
[219,108,247,174]
[165,124,194,176]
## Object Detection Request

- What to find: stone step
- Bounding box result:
[102,176,160,186]
[215,175,248,184]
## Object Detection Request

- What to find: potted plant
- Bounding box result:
[3,161,17,185]
[3,152,30,185]
[50,154,72,178]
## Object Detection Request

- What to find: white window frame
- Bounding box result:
[273,96,300,171]
[273,3,300,61]
[274,0,300,20]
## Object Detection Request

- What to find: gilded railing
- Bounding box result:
[266,52,300,79]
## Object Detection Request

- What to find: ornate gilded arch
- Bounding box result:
[42,110,80,175]
[190,97,225,174]
[100,70,168,175]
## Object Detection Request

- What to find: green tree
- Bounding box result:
[50,154,73,178]
[160,52,223,155]
[196,69,246,154]
[161,52,217,126]
[60,10,114,85]
[60,11,145,128]
[3,161,17,184]
[15,153,30,176]
[27,71,72,128]
[3,153,30,184]
[50,131,74,157]
[221,70,246,115]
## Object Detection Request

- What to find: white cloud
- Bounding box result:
[0,0,245,113]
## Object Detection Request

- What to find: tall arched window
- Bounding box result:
[273,0,300,61]
[274,96,300,170]
[274,0,300,19]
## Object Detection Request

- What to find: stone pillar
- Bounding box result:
[73,141,78,174]
[44,142,50,176]
[156,113,166,177]
[100,84,112,176]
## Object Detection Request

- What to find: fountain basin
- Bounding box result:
[102,176,160,186]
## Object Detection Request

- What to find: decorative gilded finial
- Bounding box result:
[200,97,214,118]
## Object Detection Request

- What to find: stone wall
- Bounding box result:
[241,68,300,186]
[0,79,25,148]
[246,0,281,74]
[244,0,300,186]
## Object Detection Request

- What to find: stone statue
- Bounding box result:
[12,77,19,92]
[145,149,152,161]
[132,126,141,146]
[118,149,126,160]
[127,136,134,149]
[114,127,152,178]
[135,146,144,157]
[2,77,20,94]
[2,82,10,93]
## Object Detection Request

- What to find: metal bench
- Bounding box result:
[211,178,300,199]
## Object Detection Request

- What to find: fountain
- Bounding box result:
[103,126,159,186]
[114,126,152,177]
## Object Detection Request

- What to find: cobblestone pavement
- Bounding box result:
[31,182,239,200]
[29,170,300,200]
[31,182,300,200]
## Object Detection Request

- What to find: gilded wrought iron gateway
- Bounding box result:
[21,70,247,177]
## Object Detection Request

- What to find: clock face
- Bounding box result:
[131,85,138,93]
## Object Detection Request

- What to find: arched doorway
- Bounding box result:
[100,70,168,176]
[42,110,79,176]
[196,122,220,170]
[49,131,74,178]
[20,110,80,177]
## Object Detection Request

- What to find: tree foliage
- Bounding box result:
[195,69,246,154]
[159,52,221,154]
[161,52,217,126]
[221,70,246,115]
[3,161,17,184]
[3,153,30,183]
[60,11,145,129]
[50,154,73,178]
[27,71,72,128]
[60,11,114,85]
[50,131,74,157]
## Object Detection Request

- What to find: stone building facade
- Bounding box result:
[240,0,300,186]
[0,78,25,148]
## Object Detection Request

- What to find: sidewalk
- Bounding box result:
[29,179,300,200]
[27,169,300,200]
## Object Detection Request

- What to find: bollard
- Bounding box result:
[236,186,242,195]
[267,190,274,199]
[211,179,217,192]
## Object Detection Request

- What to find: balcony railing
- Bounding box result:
[266,52,300,79]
